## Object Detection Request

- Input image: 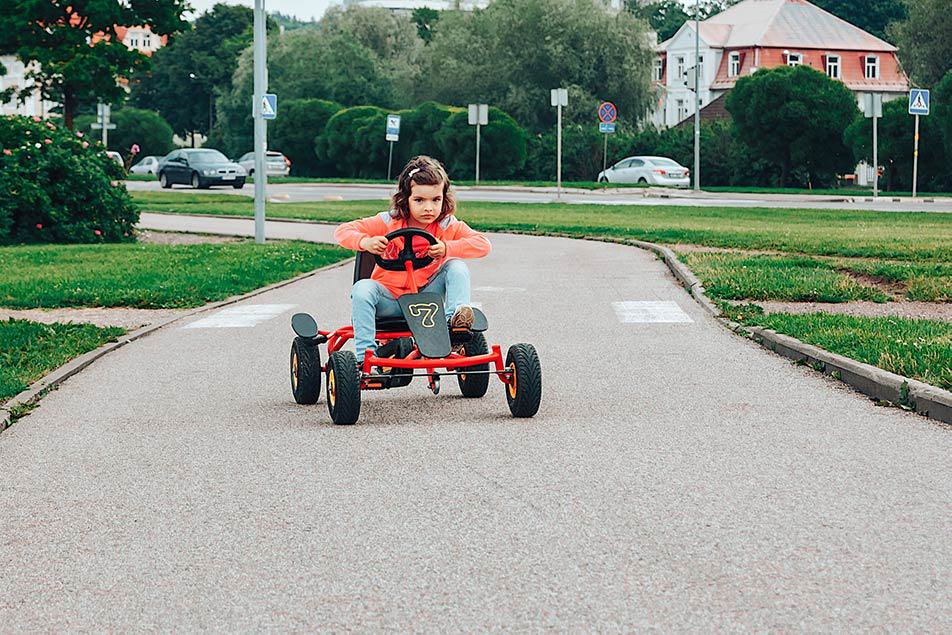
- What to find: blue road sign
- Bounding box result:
[909,89,930,115]
[261,93,277,119]
[598,102,617,123]
[599,122,616,134]
[385,114,401,142]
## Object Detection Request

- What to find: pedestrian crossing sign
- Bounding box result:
[908,89,929,116]
[261,93,277,119]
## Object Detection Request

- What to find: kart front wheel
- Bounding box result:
[326,350,361,425]
[290,337,321,404]
[457,332,490,398]
[504,343,541,418]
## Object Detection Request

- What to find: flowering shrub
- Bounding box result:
[0,115,138,243]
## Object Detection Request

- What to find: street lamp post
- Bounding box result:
[189,72,213,135]
[253,0,267,244]
[693,0,701,192]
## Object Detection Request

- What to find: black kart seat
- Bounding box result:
[376,316,410,331]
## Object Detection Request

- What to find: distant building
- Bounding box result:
[352,0,490,13]
[651,0,910,128]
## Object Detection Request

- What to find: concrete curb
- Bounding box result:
[0,257,352,433]
[138,212,952,425]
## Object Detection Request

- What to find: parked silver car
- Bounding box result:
[106,150,124,168]
[129,155,161,175]
[597,156,690,187]
[236,150,291,177]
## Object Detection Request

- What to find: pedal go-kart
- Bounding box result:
[289,228,542,425]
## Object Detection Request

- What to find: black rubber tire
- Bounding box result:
[290,337,321,405]
[232,179,245,189]
[457,332,490,398]
[505,343,542,418]
[159,172,172,189]
[386,337,414,389]
[598,176,608,183]
[637,177,648,185]
[191,172,203,189]
[326,350,361,425]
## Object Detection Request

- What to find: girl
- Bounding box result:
[334,155,492,362]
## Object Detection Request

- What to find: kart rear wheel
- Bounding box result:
[326,350,361,425]
[457,332,490,398]
[504,343,541,418]
[290,337,321,404]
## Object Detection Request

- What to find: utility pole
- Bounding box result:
[550,88,567,199]
[253,0,267,244]
[693,0,701,192]
[92,103,115,148]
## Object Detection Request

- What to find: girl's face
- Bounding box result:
[406,181,444,227]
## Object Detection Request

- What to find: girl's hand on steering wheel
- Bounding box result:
[426,240,446,259]
[359,235,389,255]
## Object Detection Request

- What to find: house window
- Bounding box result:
[143,35,151,47]
[729,52,740,77]
[654,58,663,81]
[697,55,704,78]
[865,55,879,79]
[676,56,685,79]
[130,37,138,47]
[786,52,802,67]
[676,99,686,121]
[826,54,840,79]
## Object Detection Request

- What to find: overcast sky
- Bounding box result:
[185,0,341,21]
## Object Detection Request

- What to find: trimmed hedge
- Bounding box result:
[0,115,138,244]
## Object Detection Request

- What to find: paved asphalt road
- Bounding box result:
[1,214,949,630]
[126,179,952,213]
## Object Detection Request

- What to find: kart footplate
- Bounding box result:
[398,292,452,358]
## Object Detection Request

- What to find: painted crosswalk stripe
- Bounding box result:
[183,304,297,329]
[612,301,693,323]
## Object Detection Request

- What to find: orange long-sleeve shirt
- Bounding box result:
[334,211,492,298]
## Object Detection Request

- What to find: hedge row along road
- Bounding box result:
[1,213,948,631]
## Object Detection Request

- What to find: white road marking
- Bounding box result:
[612,301,693,323]
[183,304,297,329]
[474,286,526,292]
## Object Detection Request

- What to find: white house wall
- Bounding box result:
[655,25,721,128]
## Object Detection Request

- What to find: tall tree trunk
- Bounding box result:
[63,87,75,130]
[779,156,790,188]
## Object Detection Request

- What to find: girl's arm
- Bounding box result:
[334,214,391,251]
[443,219,492,259]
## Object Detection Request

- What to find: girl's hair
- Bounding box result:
[391,155,456,222]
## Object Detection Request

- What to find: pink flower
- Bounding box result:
[36,223,43,230]
[2,149,11,156]
[76,131,84,138]
[82,141,89,148]
[32,116,41,122]
[46,122,55,130]
[43,138,52,145]
[123,232,129,237]
[110,180,119,187]
[94,229,102,236]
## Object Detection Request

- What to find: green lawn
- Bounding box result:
[719,307,952,391]
[0,241,350,309]
[133,191,952,261]
[1,320,125,402]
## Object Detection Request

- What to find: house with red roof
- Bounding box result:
[650,0,910,128]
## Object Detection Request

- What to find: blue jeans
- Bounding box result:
[350,259,471,359]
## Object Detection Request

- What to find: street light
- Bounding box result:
[188,72,213,140]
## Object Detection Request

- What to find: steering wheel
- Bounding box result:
[373,227,438,272]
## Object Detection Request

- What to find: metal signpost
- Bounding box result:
[253,0,268,244]
[908,88,930,198]
[597,101,617,186]
[694,0,701,191]
[385,114,401,180]
[550,88,568,198]
[864,93,882,197]
[90,103,116,147]
[468,104,488,183]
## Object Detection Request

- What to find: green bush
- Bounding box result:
[436,107,528,179]
[315,105,390,177]
[392,101,456,168]
[0,115,138,244]
[73,107,174,164]
[267,98,342,176]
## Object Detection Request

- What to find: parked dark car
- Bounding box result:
[157,149,246,189]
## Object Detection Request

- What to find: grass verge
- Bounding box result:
[0,240,350,309]
[1,319,125,402]
[133,192,952,261]
[720,305,952,391]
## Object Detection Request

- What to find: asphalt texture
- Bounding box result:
[126,179,952,213]
[1,215,949,630]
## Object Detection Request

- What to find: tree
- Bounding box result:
[845,97,945,191]
[726,65,860,186]
[270,98,341,176]
[631,1,690,42]
[809,0,906,41]
[412,8,441,44]
[74,107,174,159]
[436,107,528,179]
[130,3,265,142]
[928,69,952,190]
[420,0,654,133]
[888,0,952,85]
[0,1,187,129]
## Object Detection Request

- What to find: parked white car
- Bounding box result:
[597,156,690,187]
[236,151,291,177]
[129,155,161,175]
[106,150,124,168]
